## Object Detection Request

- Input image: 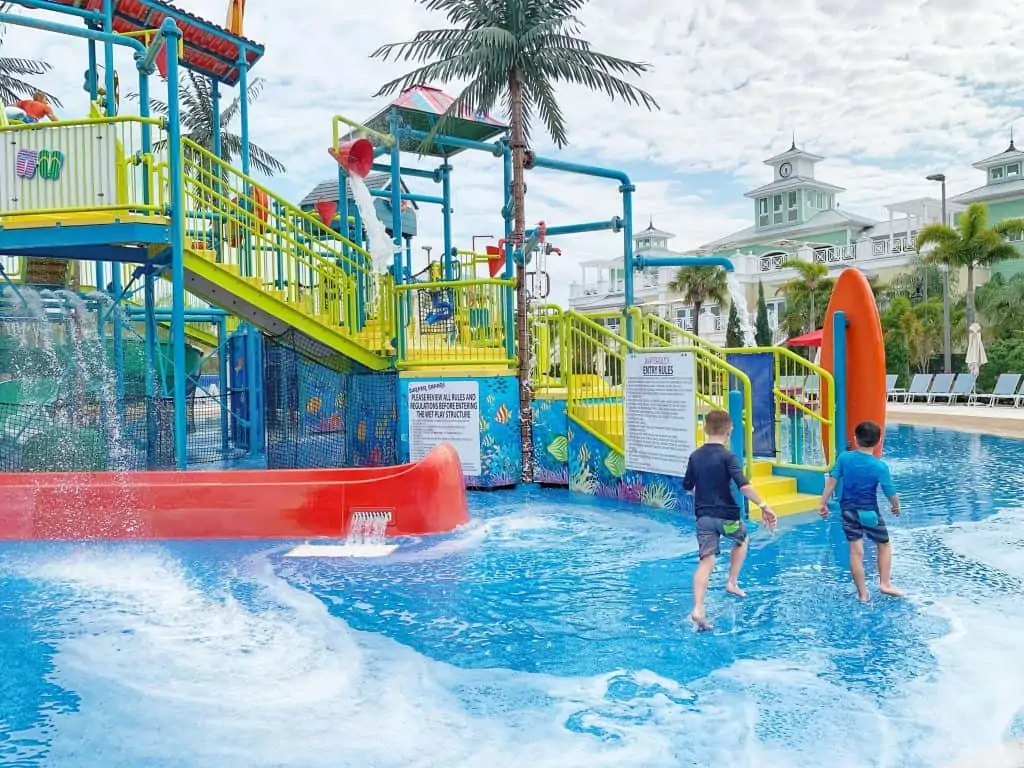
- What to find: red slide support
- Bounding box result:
[0,444,468,541]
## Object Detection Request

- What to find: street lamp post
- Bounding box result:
[926,173,952,373]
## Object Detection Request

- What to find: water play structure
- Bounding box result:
[0,0,882,538]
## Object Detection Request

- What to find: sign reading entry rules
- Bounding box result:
[624,351,697,477]
[407,380,482,475]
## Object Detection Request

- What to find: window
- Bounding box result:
[773,194,783,224]
[638,238,650,249]
[758,197,769,227]
[675,307,692,329]
[1008,163,1021,178]
[788,191,799,221]
[991,166,1004,181]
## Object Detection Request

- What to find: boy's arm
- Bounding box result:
[880,463,900,516]
[683,455,695,492]
[819,476,838,517]
[727,454,774,524]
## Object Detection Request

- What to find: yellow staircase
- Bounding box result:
[177,139,394,371]
[572,402,819,518]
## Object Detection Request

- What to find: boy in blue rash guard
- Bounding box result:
[819,420,903,602]
[684,410,775,631]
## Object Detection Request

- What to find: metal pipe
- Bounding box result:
[0,13,147,54]
[162,18,188,470]
[217,317,230,458]
[633,254,735,272]
[941,180,951,373]
[102,0,116,116]
[368,188,443,207]
[501,137,515,360]
[832,310,848,457]
[15,0,101,21]
[144,271,158,467]
[370,163,436,180]
[87,40,99,101]
[388,109,404,284]
[531,218,622,238]
[441,163,453,280]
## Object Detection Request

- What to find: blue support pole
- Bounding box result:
[237,61,250,175]
[87,40,98,101]
[101,0,115,117]
[368,189,444,207]
[728,388,747,515]
[217,317,230,457]
[111,267,125,403]
[211,80,222,162]
[144,270,158,467]
[530,219,623,238]
[832,310,849,456]
[388,109,404,283]
[404,236,412,282]
[369,163,436,180]
[17,0,101,22]
[501,136,515,362]
[162,18,188,470]
[633,255,735,272]
[399,127,501,155]
[441,163,453,280]
[338,164,350,252]
[244,324,260,459]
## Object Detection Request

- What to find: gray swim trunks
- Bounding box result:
[696,515,748,558]
[840,508,889,544]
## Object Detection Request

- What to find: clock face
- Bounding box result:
[779,162,792,178]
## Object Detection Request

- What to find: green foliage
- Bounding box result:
[0,4,61,107]
[755,281,772,347]
[884,334,910,387]
[976,273,1024,341]
[667,266,728,337]
[776,259,833,333]
[726,301,743,347]
[880,295,965,375]
[976,338,1024,393]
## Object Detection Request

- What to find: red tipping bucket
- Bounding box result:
[315,200,338,226]
[485,244,504,277]
[329,138,374,178]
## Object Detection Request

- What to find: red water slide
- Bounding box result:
[0,444,468,540]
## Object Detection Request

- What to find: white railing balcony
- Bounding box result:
[812,244,857,266]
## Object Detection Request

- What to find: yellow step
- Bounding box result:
[749,492,820,519]
[264,289,286,302]
[752,475,797,496]
[752,461,774,478]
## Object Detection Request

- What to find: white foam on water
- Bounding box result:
[285,543,398,558]
[726,273,756,346]
[348,175,396,273]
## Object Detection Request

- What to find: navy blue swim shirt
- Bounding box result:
[683,443,749,521]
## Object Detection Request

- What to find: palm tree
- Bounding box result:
[0,3,61,107]
[914,202,1024,328]
[128,71,285,175]
[371,0,659,481]
[667,266,729,338]
[776,259,833,333]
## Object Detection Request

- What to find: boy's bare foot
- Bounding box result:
[879,583,904,597]
[725,583,747,598]
[690,611,713,631]
[857,590,870,603]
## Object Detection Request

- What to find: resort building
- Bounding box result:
[568,139,1024,344]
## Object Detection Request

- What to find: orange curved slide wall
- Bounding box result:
[820,268,887,459]
[0,444,468,541]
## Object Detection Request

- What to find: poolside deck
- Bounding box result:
[887,403,1024,438]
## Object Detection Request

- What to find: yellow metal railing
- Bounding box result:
[0,116,166,217]
[563,310,754,475]
[729,346,835,471]
[178,138,393,356]
[530,303,567,395]
[629,307,724,357]
[392,278,515,368]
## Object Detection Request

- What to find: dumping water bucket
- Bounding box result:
[315,200,338,226]
[329,138,374,178]
[486,244,504,277]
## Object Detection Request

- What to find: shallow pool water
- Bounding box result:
[1,425,1023,767]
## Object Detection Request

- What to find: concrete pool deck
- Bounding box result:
[887,403,1024,438]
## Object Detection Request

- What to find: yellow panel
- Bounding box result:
[399,367,517,379]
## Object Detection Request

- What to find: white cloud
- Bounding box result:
[2,0,1020,304]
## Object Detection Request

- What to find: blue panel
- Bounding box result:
[228,333,250,451]
[0,222,171,251]
[727,352,776,458]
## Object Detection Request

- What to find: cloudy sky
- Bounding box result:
[4,0,1023,304]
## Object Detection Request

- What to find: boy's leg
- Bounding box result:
[869,518,904,596]
[691,517,720,629]
[725,521,749,597]
[841,510,870,601]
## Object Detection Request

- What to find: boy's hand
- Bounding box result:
[762,506,777,532]
[891,504,901,517]
[818,502,829,519]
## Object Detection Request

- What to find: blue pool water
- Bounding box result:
[2,425,1024,767]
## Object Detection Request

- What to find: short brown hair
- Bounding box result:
[704,409,732,437]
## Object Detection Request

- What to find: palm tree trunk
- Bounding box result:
[692,301,702,338]
[966,263,976,328]
[509,68,532,483]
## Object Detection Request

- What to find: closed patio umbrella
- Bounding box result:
[966,322,987,376]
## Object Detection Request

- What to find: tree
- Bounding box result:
[776,259,833,334]
[755,280,772,346]
[975,272,1024,341]
[914,202,1024,329]
[725,301,743,347]
[0,3,61,107]
[129,71,285,175]
[371,0,658,481]
[667,266,728,338]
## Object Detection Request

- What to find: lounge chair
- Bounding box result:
[885,374,903,402]
[902,373,933,403]
[972,373,1021,407]
[926,373,956,403]
[933,373,976,404]
[804,374,820,400]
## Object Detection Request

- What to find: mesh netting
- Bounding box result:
[264,329,398,469]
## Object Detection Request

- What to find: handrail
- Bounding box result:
[629,307,724,357]
[331,114,394,149]
[563,309,755,476]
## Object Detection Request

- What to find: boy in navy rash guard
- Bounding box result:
[819,420,903,602]
[683,410,775,631]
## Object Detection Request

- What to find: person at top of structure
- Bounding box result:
[16,91,57,123]
[683,409,776,631]
[819,420,904,602]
